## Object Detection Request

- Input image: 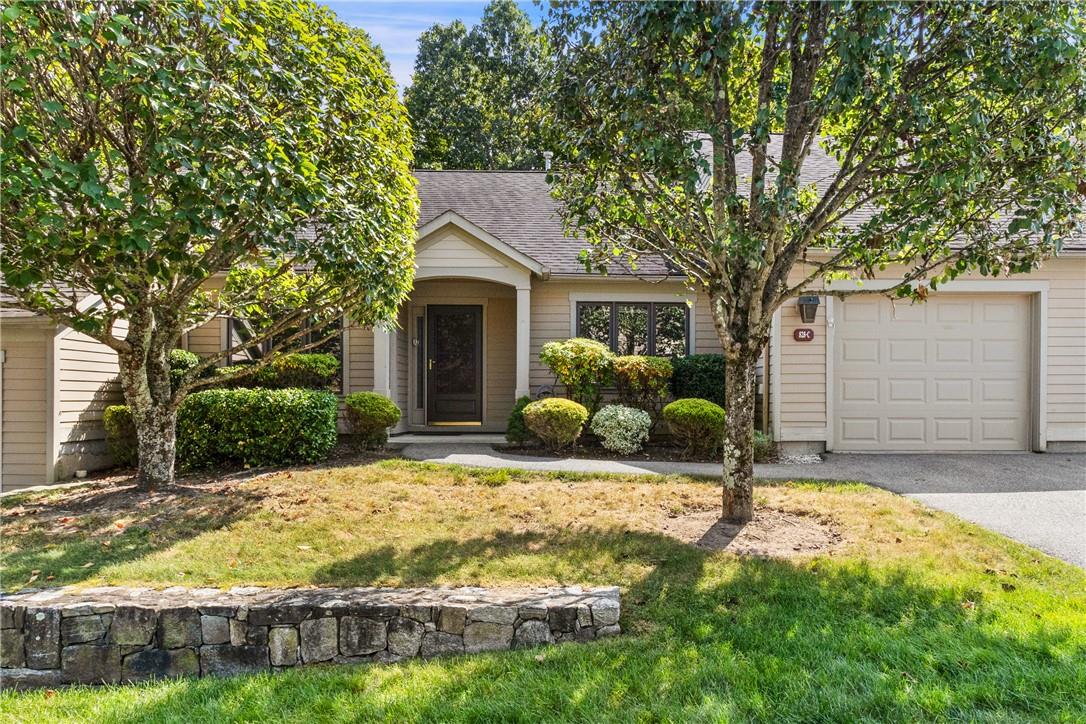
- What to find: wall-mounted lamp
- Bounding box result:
[797,295,821,324]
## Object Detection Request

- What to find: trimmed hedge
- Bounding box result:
[523,397,589,451]
[344,392,401,448]
[662,398,726,458]
[168,349,201,392]
[613,355,672,422]
[103,405,137,468]
[670,355,725,406]
[177,388,338,470]
[505,395,536,446]
[216,353,340,391]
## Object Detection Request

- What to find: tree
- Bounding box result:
[544,2,1086,522]
[405,0,547,169]
[1,0,418,490]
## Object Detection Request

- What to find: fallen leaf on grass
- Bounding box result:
[27,572,39,584]
[296,545,312,551]
[961,600,976,610]
[81,562,94,568]
[46,575,55,581]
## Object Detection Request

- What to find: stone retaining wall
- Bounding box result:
[0,585,620,690]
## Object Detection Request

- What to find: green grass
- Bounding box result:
[2,460,1084,722]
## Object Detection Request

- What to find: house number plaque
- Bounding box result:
[793,328,815,342]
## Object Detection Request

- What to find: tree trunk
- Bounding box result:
[722,352,758,523]
[117,336,178,491]
[131,403,177,491]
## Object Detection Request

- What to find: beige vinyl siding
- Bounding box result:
[775,254,1086,446]
[186,317,225,359]
[54,324,127,479]
[484,294,516,424]
[1,326,50,490]
[346,324,375,393]
[777,263,829,441]
[394,306,409,419]
[1044,257,1086,442]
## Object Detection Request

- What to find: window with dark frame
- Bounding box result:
[226,316,344,392]
[575,301,690,356]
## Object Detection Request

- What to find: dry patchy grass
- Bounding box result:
[3,460,1085,722]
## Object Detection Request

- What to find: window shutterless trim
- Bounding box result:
[575,301,690,356]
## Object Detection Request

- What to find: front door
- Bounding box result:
[426,305,483,423]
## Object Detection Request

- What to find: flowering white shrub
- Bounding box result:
[590,404,652,455]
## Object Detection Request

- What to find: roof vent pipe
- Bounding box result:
[542,151,553,171]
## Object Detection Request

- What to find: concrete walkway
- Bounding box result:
[400,444,1086,568]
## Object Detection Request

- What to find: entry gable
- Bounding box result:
[416,211,547,279]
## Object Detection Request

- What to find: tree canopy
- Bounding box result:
[405,0,548,169]
[545,1,1086,520]
[1,0,418,488]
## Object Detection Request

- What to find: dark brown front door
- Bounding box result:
[427,305,483,423]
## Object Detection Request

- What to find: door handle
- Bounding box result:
[428,359,434,371]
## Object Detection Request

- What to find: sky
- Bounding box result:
[320,1,544,93]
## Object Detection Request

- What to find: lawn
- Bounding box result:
[2,459,1084,722]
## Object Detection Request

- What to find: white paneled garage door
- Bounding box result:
[833,294,1031,451]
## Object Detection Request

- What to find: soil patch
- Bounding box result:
[659,506,843,558]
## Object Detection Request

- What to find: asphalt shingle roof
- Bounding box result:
[415,138,1084,273]
[414,170,673,276]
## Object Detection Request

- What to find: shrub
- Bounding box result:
[590,404,652,455]
[753,430,776,463]
[613,355,672,422]
[215,353,340,391]
[670,354,726,406]
[523,398,589,451]
[177,388,338,470]
[662,398,726,458]
[168,349,201,392]
[506,395,537,447]
[103,405,137,468]
[539,338,614,414]
[344,392,401,448]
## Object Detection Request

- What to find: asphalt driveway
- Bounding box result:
[401,443,1086,568]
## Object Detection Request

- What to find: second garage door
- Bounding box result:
[833,294,1031,451]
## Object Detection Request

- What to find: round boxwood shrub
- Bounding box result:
[662,398,726,458]
[177,388,338,470]
[670,354,725,406]
[539,338,614,414]
[506,395,536,447]
[590,404,652,455]
[168,349,201,392]
[523,397,589,451]
[344,391,401,448]
[103,405,137,468]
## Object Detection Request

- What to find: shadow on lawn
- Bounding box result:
[83,527,1086,723]
[0,483,263,591]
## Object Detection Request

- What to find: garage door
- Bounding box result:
[833,294,1031,451]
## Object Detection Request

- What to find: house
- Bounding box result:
[3,154,1084,491]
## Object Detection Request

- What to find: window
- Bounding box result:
[576,301,690,356]
[227,316,343,390]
